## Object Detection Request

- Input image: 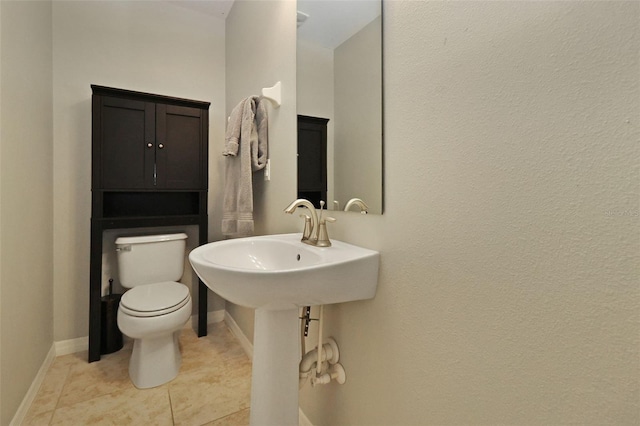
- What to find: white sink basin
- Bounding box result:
[189,233,380,425]
[189,233,380,310]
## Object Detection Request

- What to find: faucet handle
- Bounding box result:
[316,216,336,247]
[299,214,313,241]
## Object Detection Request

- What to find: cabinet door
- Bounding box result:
[297,116,328,208]
[100,97,155,189]
[156,104,204,189]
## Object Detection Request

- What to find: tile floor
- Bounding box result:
[23,322,252,425]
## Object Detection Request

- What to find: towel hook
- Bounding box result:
[261,81,281,108]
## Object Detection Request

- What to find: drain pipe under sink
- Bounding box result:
[299,305,345,388]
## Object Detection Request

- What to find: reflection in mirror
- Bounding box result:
[296,0,383,214]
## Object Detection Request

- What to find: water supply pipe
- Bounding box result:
[316,305,324,376]
[312,363,346,386]
[300,306,310,356]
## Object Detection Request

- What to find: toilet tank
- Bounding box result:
[115,233,187,288]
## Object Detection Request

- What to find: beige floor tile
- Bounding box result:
[24,358,72,417]
[179,323,248,374]
[26,322,255,426]
[56,341,135,408]
[50,386,172,425]
[169,354,252,426]
[53,350,91,368]
[22,409,54,426]
[204,408,250,426]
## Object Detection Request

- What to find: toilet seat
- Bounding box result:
[120,281,190,317]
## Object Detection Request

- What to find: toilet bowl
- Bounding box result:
[117,281,192,389]
[114,233,191,389]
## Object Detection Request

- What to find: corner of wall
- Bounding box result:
[223,0,298,343]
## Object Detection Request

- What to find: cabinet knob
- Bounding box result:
[158,144,165,149]
[147,143,153,148]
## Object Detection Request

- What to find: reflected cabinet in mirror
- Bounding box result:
[297,0,383,214]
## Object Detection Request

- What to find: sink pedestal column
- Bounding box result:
[250,308,300,426]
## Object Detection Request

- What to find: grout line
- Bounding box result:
[51,361,74,417]
[167,386,176,426]
[206,408,250,425]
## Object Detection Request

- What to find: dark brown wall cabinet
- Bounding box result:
[89,85,210,362]
[96,97,205,190]
[297,115,329,209]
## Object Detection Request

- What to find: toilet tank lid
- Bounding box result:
[115,233,188,245]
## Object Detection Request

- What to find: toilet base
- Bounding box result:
[129,330,182,389]
[117,293,191,389]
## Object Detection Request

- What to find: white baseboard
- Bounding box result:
[206,309,225,325]
[9,344,56,426]
[299,408,313,426]
[55,336,89,356]
[223,311,254,360]
[189,310,225,331]
[53,311,226,357]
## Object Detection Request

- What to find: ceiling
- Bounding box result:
[167,0,235,18]
[166,0,380,50]
[296,0,380,49]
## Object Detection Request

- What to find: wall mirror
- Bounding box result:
[296,0,383,214]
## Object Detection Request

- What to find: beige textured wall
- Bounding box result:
[1,3,3,419]
[224,0,298,341]
[51,1,227,341]
[0,1,53,423]
[298,1,639,424]
[334,16,383,213]
[297,39,334,204]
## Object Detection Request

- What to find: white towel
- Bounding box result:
[222,96,268,237]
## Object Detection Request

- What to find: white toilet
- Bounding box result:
[115,233,192,389]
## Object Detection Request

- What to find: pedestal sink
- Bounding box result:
[189,233,380,426]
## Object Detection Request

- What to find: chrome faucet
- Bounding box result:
[284,199,335,246]
[344,198,369,214]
